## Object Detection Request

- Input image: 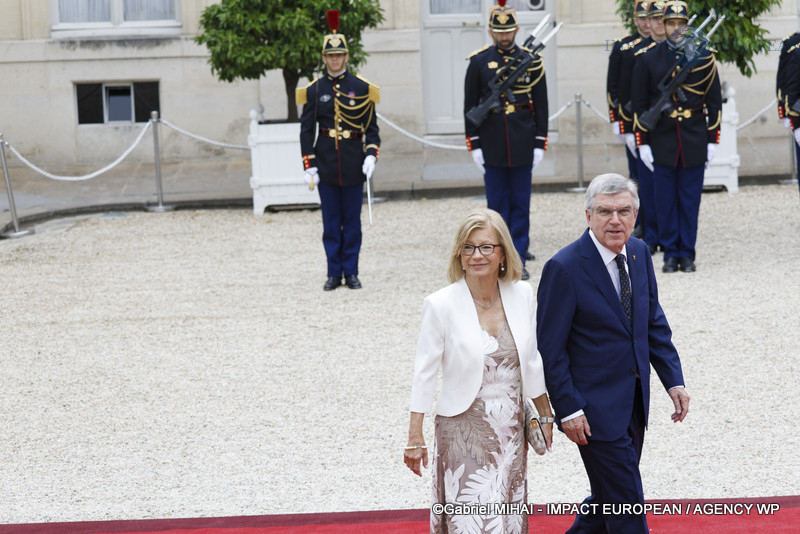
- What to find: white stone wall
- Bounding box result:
[0,0,798,182]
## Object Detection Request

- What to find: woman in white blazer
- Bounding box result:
[404,209,553,534]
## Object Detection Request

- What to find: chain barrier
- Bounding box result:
[6,121,153,182]
[160,119,249,151]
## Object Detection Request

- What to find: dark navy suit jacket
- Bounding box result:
[536,230,684,442]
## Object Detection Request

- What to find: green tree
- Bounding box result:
[196,0,385,122]
[614,0,783,77]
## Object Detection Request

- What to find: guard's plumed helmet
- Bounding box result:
[489,0,518,33]
[322,10,348,55]
[634,1,650,18]
[648,0,666,18]
[662,1,690,22]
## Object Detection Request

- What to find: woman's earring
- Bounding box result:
[500,262,505,272]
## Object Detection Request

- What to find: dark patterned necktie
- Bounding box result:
[615,254,632,327]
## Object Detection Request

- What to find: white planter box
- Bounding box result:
[703,87,740,194]
[248,110,320,214]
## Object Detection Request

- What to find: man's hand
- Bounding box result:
[668,386,690,423]
[612,121,622,139]
[624,134,637,158]
[471,148,485,174]
[532,148,544,171]
[705,143,717,169]
[303,166,320,188]
[362,155,376,180]
[783,118,792,130]
[562,415,592,446]
[638,144,655,172]
[794,128,800,147]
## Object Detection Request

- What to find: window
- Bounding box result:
[76,82,160,125]
[52,0,180,38]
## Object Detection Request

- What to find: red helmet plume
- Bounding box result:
[327,10,340,33]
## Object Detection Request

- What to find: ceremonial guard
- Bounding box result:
[632,1,721,273]
[297,10,380,291]
[607,0,650,192]
[464,0,548,280]
[624,1,667,252]
[778,31,800,192]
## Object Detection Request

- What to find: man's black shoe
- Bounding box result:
[662,257,678,273]
[323,277,342,291]
[648,243,657,256]
[521,268,530,281]
[344,274,362,289]
[679,257,696,273]
[525,251,536,261]
[632,225,643,239]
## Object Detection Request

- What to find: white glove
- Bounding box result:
[794,128,800,147]
[624,134,637,158]
[303,166,319,186]
[532,148,544,170]
[362,155,376,180]
[638,144,654,172]
[612,121,621,137]
[471,148,485,174]
[705,143,717,169]
[783,118,792,130]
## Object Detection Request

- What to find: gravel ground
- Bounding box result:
[0,184,798,524]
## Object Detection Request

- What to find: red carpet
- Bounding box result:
[1,496,797,534]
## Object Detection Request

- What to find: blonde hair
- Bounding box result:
[447,208,523,283]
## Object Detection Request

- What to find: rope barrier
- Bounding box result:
[6,121,153,182]
[1,95,784,183]
[736,97,777,131]
[160,119,249,151]
[580,98,611,123]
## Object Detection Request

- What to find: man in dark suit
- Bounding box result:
[537,173,690,534]
[779,31,800,195]
[464,0,549,280]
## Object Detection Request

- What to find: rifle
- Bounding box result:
[637,14,725,131]
[465,15,563,128]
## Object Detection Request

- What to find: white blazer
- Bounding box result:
[409,278,547,417]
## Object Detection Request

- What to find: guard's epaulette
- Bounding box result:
[634,41,657,56]
[467,44,491,59]
[621,37,643,52]
[355,74,380,104]
[788,42,800,55]
[295,79,319,107]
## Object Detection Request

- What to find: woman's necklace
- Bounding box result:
[472,290,500,309]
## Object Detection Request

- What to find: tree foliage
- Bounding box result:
[196,0,384,121]
[614,0,784,77]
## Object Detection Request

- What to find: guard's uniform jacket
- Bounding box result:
[632,40,721,168]
[464,44,548,167]
[607,33,641,123]
[298,71,380,186]
[777,32,800,120]
[617,35,653,134]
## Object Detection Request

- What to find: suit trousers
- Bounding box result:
[483,165,533,263]
[636,157,659,248]
[318,182,363,278]
[566,380,648,534]
[653,163,704,260]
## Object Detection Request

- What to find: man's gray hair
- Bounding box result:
[584,173,640,210]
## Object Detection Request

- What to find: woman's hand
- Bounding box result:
[404,441,428,476]
[532,393,555,452]
[405,412,428,476]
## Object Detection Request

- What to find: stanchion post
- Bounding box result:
[147,111,175,212]
[567,93,587,193]
[0,133,33,238]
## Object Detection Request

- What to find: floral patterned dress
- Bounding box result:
[431,320,528,534]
